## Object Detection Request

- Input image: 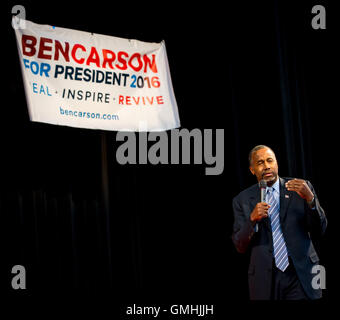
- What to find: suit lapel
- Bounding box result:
[279,177,293,224]
[249,178,292,230]
[248,187,258,211]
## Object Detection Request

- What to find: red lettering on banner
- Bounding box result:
[118,95,124,104]
[116,51,128,70]
[132,97,140,104]
[102,49,116,69]
[128,53,143,72]
[37,37,53,59]
[156,96,164,104]
[22,35,37,56]
[71,44,86,64]
[86,47,100,67]
[146,96,154,104]
[143,54,157,73]
[54,40,70,62]
[118,95,164,106]
[20,35,159,73]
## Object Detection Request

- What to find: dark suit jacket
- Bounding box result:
[232,177,327,300]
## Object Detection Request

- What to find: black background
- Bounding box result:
[1,0,338,317]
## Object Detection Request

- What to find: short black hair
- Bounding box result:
[248,145,275,166]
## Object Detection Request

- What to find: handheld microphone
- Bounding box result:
[259,179,267,203]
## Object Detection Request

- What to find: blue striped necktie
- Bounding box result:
[267,187,289,272]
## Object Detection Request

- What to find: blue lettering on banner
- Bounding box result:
[32,82,52,96]
[23,58,51,77]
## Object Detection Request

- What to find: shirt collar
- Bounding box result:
[267,177,280,193]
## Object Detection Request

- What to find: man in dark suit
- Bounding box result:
[232,145,327,300]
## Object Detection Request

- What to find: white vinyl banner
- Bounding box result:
[13,18,180,131]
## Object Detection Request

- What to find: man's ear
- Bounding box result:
[249,166,255,175]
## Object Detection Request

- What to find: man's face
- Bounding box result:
[249,147,279,186]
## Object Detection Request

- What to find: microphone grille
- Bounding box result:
[259,179,267,188]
